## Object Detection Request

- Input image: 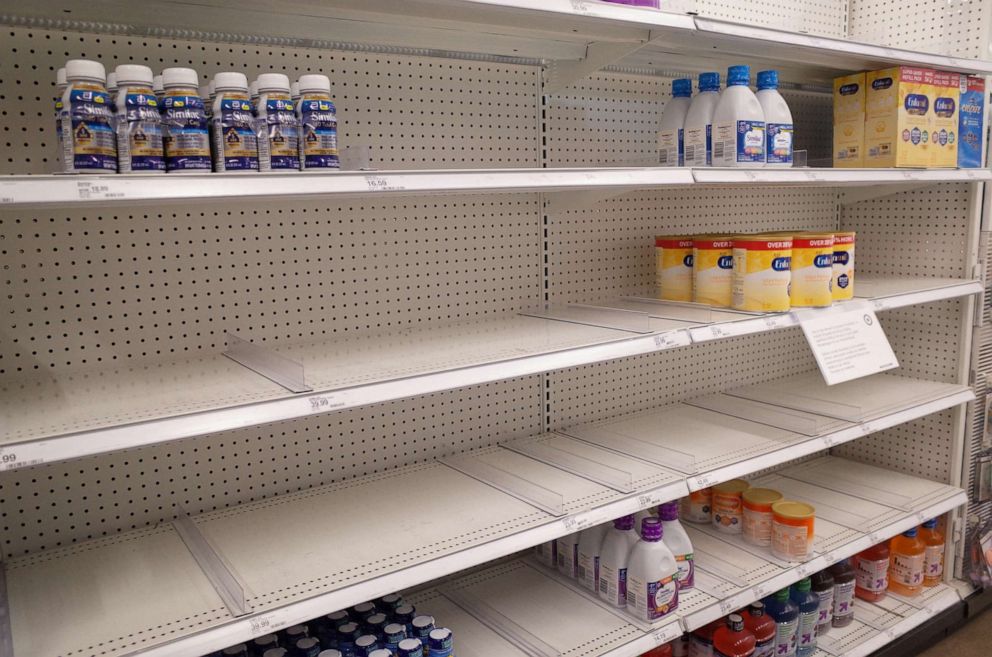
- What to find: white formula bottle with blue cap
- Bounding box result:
[658,78,691,166]
[712,65,765,167]
[756,70,794,167]
[683,72,721,167]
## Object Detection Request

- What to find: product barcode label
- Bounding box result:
[720,598,736,614]
[305,393,349,414]
[713,141,726,160]
[628,590,637,607]
[659,149,669,165]
[684,145,696,163]
[570,0,589,11]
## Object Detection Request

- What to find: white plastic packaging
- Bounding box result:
[756,70,794,167]
[626,517,679,621]
[297,74,340,170]
[255,73,300,171]
[61,59,118,173]
[556,532,581,578]
[712,65,765,167]
[114,64,165,173]
[598,515,638,608]
[658,78,691,166]
[683,72,721,167]
[161,67,212,173]
[658,502,695,590]
[211,72,259,172]
[577,523,609,593]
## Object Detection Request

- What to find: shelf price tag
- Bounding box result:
[563,514,592,533]
[247,610,290,637]
[719,598,737,615]
[76,180,125,201]
[570,0,589,11]
[654,331,688,349]
[693,472,717,490]
[0,447,43,471]
[364,175,405,193]
[798,301,898,385]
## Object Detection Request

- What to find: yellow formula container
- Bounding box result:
[832,231,856,300]
[930,70,960,168]
[790,233,835,308]
[833,72,866,167]
[656,235,694,302]
[693,235,734,307]
[732,234,793,312]
[865,66,934,168]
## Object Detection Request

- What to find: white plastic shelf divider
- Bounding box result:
[0,279,978,472]
[4,387,971,657]
[1,168,988,208]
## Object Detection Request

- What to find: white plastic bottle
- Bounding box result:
[577,522,609,593]
[211,72,258,172]
[54,67,67,172]
[61,59,118,173]
[598,515,638,608]
[161,67,212,173]
[683,72,721,167]
[712,65,765,167]
[659,502,694,590]
[114,64,165,173]
[756,70,794,167]
[556,532,581,578]
[297,74,340,170]
[256,73,301,171]
[291,80,301,106]
[634,506,657,536]
[658,78,691,167]
[626,517,679,622]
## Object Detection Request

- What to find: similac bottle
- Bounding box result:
[256,73,301,171]
[920,519,945,587]
[827,559,856,628]
[577,522,609,593]
[658,78,692,166]
[712,65,765,167]
[297,74,340,170]
[557,532,581,578]
[54,67,67,172]
[765,588,798,657]
[854,542,889,602]
[161,67,212,172]
[61,59,118,173]
[712,614,755,657]
[626,517,679,622]
[659,502,694,590]
[810,569,834,637]
[889,527,926,597]
[789,578,818,657]
[114,64,165,173]
[743,602,775,657]
[599,515,638,608]
[683,72,721,167]
[249,79,269,170]
[212,72,259,172]
[755,70,794,167]
[689,619,722,657]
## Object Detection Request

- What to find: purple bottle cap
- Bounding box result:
[641,517,663,541]
[659,501,679,521]
[614,514,635,531]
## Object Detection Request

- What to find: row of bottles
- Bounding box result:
[854,520,945,601]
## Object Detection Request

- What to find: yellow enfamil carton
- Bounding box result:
[930,70,960,167]
[865,67,934,167]
[833,73,865,167]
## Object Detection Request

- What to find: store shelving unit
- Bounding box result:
[0,0,988,656]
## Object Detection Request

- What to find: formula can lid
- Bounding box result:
[163,67,200,89]
[65,59,106,83]
[298,74,332,94]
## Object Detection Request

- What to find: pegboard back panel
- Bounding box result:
[696,0,848,38]
[0,376,542,558]
[848,0,992,59]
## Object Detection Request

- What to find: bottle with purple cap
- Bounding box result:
[626,517,679,621]
[659,501,695,590]
[598,515,638,608]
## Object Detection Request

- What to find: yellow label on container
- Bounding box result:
[832,232,855,300]
[865,66,934,168]
[693,237,733,307]
[790,234,834,308]
[930,70,960,168]
[833,72,865,167]
[732,236,792,312]
[656,236,693,302]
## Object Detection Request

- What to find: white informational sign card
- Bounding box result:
[798,301,899,385]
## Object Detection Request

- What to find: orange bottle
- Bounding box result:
[889,527,926,597]
[854,541,889,601]
[713,613,756,657]
[920,519,945,587]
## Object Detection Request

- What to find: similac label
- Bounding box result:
[656,237,694,302]
[714,120,765,164]
[924,545,944,580]
[577,551,599,592]
[743,506,774,546]
[161,91,212,171]
[815,587,834,629]
[299,94,340,169]
[627,573,678,621]
[773,618,798,657]
[557,542,579,578]
[599,563,627,607]
[766,122,793,164]
[753,637,774,657]
[261,93,300,170]
[832,580,855,623]
[693,239,733,307]
[796,610,817,653]
[674,553,694,589]
[213,93,258,171]
[117,86,165,172]
[63,83,117,172]
[890,552,924,586]
[790,236,834,308]
[855,557,889,592]
[681,489,712,523]
[658,128,683,166]
[832,234,855,301]
[684,125,710,167]
[732,237,792,312]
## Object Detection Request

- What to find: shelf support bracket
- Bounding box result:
[173,512,250,617]
[0,563,12,657]
[224,332,312,393]
[544,40,649,94]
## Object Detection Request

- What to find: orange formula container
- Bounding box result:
[771,500,816,561]
[712,479,750,534]
[742,487,784,547]
[680,488,713,524]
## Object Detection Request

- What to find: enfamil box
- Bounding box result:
[930,70,960,168]
[833,73,865,167]
[865,67,934,167]
[959,76,986,168]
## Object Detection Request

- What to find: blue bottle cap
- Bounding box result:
[698,72,720,92]
[922,518,938,529]
[727,65,751,86]
[757,70,779,90]
[672,78,692,97]
[903,526,918,537]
